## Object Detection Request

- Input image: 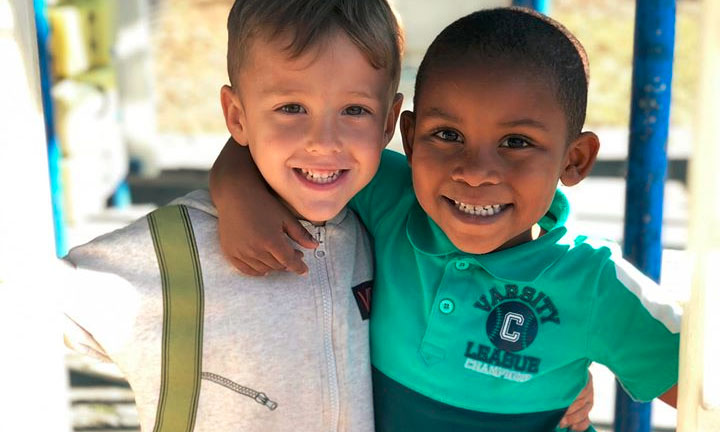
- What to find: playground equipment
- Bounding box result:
[676,0,720,430]
[3,0,717,430]
[113,0,159,178]
[0,0,71,430]
[513,1,717,431]
[35,0,67,256]
[34,0,153,256]
[617,1,676,432]
[516,0,679,428]
[47,0,128,223]
[512,0,550,14]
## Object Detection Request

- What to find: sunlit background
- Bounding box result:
[50,0,700,250]
[1,0,712,430]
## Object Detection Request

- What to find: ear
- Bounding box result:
[560,131,600,186]
[220,85,249,147]
[382,93,404,146]
[400,110,416,165]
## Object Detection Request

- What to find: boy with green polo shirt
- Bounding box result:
[209,7,677,432]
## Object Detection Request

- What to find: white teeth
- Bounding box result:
[300,169,341,184]
[452,200,505,216]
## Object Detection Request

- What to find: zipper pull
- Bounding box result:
[314,226,326,259]
[254,392,278,410]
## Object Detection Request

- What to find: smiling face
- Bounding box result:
[222,30,401,224]
[401,60,598,254]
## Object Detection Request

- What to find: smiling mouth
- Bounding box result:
[450,198,509,217]
[296,168,345,184]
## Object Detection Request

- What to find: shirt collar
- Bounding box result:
[406,189,571,283]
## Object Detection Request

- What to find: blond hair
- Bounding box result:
[227,0,404,93]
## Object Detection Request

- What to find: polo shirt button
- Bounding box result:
[455,260,469,270]
[315,250,326,258]
[439,298,455,314]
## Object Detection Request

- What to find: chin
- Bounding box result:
[448,233,502,255]
[295,204,343,224]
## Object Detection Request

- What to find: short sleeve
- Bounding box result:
[588,256,681,401]
[349,149,412,235]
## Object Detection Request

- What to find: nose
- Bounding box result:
[451,148,503,187]
[306,115,342,154]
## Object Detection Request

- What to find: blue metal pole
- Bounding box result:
[110,180,132,208]
[511,0,551,15]
[34,0,68,257]
[616,1,676,432]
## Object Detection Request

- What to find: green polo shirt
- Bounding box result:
[350,150,680,432]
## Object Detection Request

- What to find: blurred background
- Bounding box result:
[49,0,699,252]
[1,0,709,430]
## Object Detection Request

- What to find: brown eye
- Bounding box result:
[500,137,531,149]
[434,129,463,142]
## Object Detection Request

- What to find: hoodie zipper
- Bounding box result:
[313,225,339,431]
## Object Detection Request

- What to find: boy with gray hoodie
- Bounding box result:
[62,1,403,430]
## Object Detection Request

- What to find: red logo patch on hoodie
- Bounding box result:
[351,281,372,320]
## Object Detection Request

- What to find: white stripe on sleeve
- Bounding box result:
[613,258,682,333]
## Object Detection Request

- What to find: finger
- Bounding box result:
[229,256,266,277]
[565,389,591,415]
[255,250,287,271]
[269,243,308,275]
[561,399,592,421]
[566,376,594,414]
[282,249,308,275]
[241,256,275,276]
[563,402,592,424]
[559,372,594,430]
[284,219,318,249]
[568,418,591,432]
[559,401,593,431]
[220,242,241,265]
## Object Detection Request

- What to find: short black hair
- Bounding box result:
[414,7,589,139]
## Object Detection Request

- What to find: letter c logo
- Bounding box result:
[500,312,524,342]
[486,301,538,352]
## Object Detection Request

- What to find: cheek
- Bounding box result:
[251,129,304,160]
[247,111,308,144]
[411,147,444,181]
[267,122,308,145]
[512,154,564,184]
[340,121,385,161]
[339,118,384,143]
[357,150,382,174]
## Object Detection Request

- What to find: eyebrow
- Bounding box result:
[260,88,378,100]
[347,91,377,100]
[422,109,549,131]
[259,87,303,96]
[497,118,549,131]
[422,107,461,122]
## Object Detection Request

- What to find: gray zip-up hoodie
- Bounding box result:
[63,190,375,432]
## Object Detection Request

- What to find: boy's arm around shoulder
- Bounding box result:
[209,138,318,276]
